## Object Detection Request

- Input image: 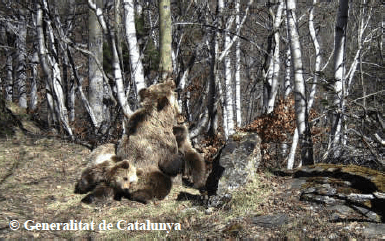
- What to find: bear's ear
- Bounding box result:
[138,88,149,102]
[111,155,123,163]
[173,125,185,136]
[157,96,170,111]
[136,168,144,176]
[164,78,176,89]
[116,160,131,169]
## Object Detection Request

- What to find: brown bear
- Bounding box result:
[159,124,206,190]
[116,78,180,168]
[126,166,172,204]
[126,124,207,204]
[115,79,181,203]
[74,144,139,204]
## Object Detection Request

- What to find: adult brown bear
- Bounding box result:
[116,79,207,204]
[116,79,180,167]
[115,79,180,203]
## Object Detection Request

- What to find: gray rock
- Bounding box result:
[206,132,261,207]
[362,223,385,237]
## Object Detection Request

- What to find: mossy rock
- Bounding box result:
[294,163,384,193]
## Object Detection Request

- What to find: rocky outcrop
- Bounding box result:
[206,132,261,207]
[290,164,385,222]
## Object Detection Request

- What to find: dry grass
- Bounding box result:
[0,127,382,239]
[0,130,273,239]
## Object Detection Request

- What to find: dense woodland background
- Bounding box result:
[0,0,383,170]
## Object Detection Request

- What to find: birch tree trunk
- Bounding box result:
[123,0,146,93]
[235,0,242,127]
[1,24,14,102]
[328,0,349,158]
[287,0,321,169]
[30,45,39,111]
[15,9,27,109]
[88,0,132,117]
[283,8,292,100]
[67,48,99,128]
[263,0,283,114]
[224,17,235,138]
[307,0,321,111]
[36,0,73,138]
[5,45,13,102]
[159,0,173,79]
[88,0,104,128]
[286,0,313,166]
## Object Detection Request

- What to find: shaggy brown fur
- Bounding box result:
[115,79,180,204]
[159,124,206,189]
[127,166,172,204]
[75,160,139,203]
[74,144,138,203]
[116,79,180,167]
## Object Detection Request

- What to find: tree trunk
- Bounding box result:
[328,0,349,158]
[263,0,283,114]
[307,0,321,111]
[36,0,73,138]
[88,0,132,117]
[158,0,173,79]
[30,45,39,111]
[1,24,13,102]
[67,48,99,128]
[5,47,13,102]
[235,0,242,127]
[123,0,146,94]
[224,17,235,138]
[286,0,313,166]
[88,0,104,129]
[287,0,321,169]
[15,9,27,109]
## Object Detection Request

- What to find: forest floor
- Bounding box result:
[0,104,384,239]
[1,130,384,239]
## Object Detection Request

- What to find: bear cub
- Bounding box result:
[74,144,138,204]
[159,124,206,190]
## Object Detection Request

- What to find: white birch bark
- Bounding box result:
[217,0,253,62]
[217,0,229,138]
[346,1,371,96]
[329,0,349,157]
[67,48,99,127]
[123,0,146,93]
[224,20,235,138]
[15,9,27,109]
[88,0,132,117]
[30,46,39,111]
[235,0,242,127]
[284,9,292,99]
[147,2,158,49]
[264,0,283,114]
[284,45,292,98]
[287,0,320,169]
[36,0,73,137]
[308,0,321,112]
[88,0,104,128]
[5,47,13,102]
[159,0,173,78]
[286,0,313,166]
